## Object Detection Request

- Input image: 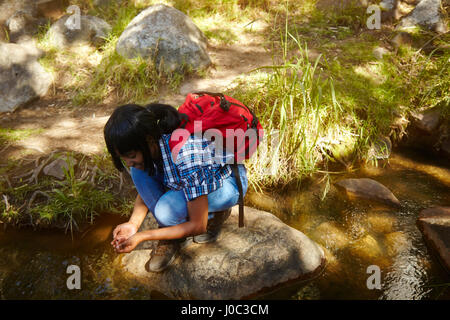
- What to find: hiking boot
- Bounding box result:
[193,208,232,244]
[145,239,182,273]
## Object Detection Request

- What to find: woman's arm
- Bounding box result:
[115,195,208,253]
[128,194,149,229]
[139,194,208,240]
[112,194,148,244]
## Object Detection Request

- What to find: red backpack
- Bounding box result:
[169,92,264,227]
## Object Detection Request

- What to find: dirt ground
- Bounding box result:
[0,20,273,162]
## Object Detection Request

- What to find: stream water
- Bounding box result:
[0,148,449,300]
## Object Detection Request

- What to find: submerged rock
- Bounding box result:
[384,231,411,257]
[121,206,326,299]
[365,211,397,234]
[116,4,211,72]
[311,221,350,250]
[335,178,401,207]
[416,206,450,273]
[349,234,384,260]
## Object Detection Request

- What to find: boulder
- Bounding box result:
[335,178,401,207]
[411,107,441,134]
[6,9,42,43]
[116,4,211,72]
[121,206,326,299]
[400,107,449,160]
[0,0,31,26]
[399,0,447,33]
[45,14,111,48]
[416,206,450,273]
[372,47,390,60]
[0,42,52,113]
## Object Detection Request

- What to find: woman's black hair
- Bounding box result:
[103,103,182,175]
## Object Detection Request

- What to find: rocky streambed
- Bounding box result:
[0,148,449,299]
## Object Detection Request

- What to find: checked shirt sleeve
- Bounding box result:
[175,136,229,201]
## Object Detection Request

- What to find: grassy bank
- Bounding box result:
[0,149,134,235]
[226,1,449,191]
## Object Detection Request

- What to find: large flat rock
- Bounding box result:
[335,178,401,207]
[121,206,325,299]
[416,206,450,273]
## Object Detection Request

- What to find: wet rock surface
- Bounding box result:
[335,178,401,207]
[121,206,326,299]
[401,107,449,161]
[416,206,450,273]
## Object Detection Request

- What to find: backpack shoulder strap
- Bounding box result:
[231,164,245,228]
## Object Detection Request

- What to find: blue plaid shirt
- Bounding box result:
[158,134,233,201]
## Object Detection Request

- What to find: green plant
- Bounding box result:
[26,153,122,235]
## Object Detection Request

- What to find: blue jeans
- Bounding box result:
[130,164,248,227]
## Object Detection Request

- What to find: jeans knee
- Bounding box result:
[154,198,187,227]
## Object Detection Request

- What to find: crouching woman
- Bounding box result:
[103,103,248,272]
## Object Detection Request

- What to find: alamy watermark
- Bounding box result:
[65,5,81,30]
[366,265,382,290]
[66,264,81,290]
[366,5,381,30]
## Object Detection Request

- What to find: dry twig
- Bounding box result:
[90,165,98,185]
[27,190,50,211]
[26,151,58,184]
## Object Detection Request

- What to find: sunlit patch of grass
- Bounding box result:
[0,128,44,145]
[228,35,367,189]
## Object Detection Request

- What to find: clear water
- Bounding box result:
[0,148,449,299]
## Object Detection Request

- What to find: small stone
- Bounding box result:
[373,47,390,60]
[380,0,396,11]
[43,156,77,180]
[368,136,392,160]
